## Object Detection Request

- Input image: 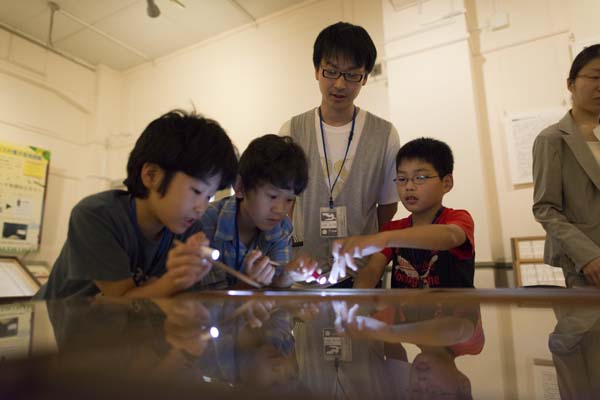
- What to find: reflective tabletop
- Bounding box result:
[1,288,599,400]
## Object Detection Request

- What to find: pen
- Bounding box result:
[173,239,220,260]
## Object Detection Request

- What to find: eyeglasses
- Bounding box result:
[393,175,439,186]
[577,74,600,84]
[320,66,364,83]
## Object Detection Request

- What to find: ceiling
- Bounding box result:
[0,0,305,71]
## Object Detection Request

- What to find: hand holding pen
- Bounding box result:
[163,233,215,292]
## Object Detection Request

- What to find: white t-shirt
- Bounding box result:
[279,108,400,204]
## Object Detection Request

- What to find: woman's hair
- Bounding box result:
[568,44,600,83]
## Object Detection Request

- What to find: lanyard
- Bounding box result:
[319,106,357,209]
[129,197,172,271]
[234,199,249,272]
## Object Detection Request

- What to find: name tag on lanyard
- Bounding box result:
[320,206,347,238]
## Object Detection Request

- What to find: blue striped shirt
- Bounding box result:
[192,196,292,289]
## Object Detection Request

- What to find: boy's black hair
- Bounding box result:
[313,22,377,73]
[124,109,238,198]
[238,135,308,195]
[396,137,454,177]
[568,44,600,82]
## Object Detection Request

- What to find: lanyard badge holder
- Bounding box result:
[318,107,355,239]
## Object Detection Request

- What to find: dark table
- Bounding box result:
[1,288,599,399]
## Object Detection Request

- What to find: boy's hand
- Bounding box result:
[163,232,213,293]
[330,234,388,283]
[243,250,276,286]
[285,254,319,282]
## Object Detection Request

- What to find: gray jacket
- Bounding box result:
[532,111,600,286]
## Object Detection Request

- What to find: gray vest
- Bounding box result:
[290,108,393,265]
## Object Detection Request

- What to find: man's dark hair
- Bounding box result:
[124,109,238,198]
[396,137,454,177]
[238,135,308,195]
[313,22,377,73]
[568,44,600,83]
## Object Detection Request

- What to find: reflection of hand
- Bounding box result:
[583,257,600,287]
[333,302,391,340]
[154,298,212,356]
[242,300,276,329]
[285,255,319,282]
[287,302,320,322]
[243,250,276,285]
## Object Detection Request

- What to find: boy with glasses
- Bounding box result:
[279,22,400,285]
[332,138,475,288]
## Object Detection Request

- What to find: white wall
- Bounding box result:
[0,29,120,264]
[109,0,390,180]
[5,0,600,270]
[381,0,600,265]
[383,0,494,261]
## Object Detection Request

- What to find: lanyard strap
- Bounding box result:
[129,197,172,270]
[234,198,249,272]
[319,106,357,209]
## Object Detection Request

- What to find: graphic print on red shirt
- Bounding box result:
[380,208,475,288]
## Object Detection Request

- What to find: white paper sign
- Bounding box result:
[504,108,566,185]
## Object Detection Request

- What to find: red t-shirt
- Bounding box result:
[380,208,475,288]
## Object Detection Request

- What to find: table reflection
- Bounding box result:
[0,289,599,399]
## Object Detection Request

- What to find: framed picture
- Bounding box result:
[0,256,41,299]
[511,237,565,287]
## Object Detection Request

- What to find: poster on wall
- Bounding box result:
[0,141,50,254]
[503,108,566,186]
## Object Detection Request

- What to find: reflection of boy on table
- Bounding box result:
[334,301,484,399]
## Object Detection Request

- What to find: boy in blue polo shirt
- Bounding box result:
[37,110,238,299]
[195,134,318,289]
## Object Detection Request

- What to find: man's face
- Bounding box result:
[315,57,367,113]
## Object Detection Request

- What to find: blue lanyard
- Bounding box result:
[319,106,357,209]
[129,197,172,270]
[234,198,247,272]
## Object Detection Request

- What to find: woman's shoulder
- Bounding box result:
[538,121,562,138]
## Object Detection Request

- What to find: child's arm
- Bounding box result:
[336,303,475,346]
[96,232,213,298]
[272,254,319,288]
[333,224,467,272]
[353,253,388,288]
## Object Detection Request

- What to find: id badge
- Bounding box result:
[319,206,348,238]
[322,328,352,362]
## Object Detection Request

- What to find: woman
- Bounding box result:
[533,44,600,287]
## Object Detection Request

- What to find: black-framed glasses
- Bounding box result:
[577,74,600,84]
[320,66,364,83]
[393,175,439,186]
